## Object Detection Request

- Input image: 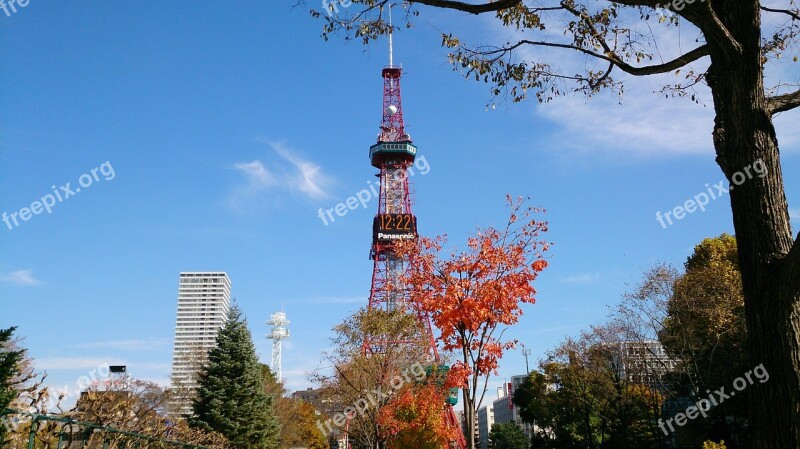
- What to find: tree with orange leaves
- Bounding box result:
[378,382,461,449]
[395,196,550,449]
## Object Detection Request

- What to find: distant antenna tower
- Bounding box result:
[266,311,290,379]
[522,345,532,373]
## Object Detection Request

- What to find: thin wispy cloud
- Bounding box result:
[229,141,335,210]
[560,272,602,284]
[234,160,278,189]
[271,142,334,200]
[523,34,714,158]
[790,208,800,220]
[468,11,716,158]
[67,339,169,352]
[537,83,714,158]
[0,269,43,286]
[476,9,798,159]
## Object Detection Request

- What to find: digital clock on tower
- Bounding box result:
[372,214,417,243]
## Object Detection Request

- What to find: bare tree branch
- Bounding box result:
[610,0,661,8]
[760,5,800,21]
[559,3,710,76]
[767,88,800,114]
[590,62,615,90]
[613,0,742,55]
[481,39,709,76]
[593,42,710,75]
[411,0,521,14]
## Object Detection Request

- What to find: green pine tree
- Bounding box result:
[1,327,25,445]
[190,306,280,449]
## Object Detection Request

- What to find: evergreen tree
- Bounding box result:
[0,327,24,411]
[1,327,25,444]
[190,306,279,449]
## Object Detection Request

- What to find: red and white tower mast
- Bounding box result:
[363,26,433,356]
[361,18,466,449]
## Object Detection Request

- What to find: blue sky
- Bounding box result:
[1,1,798,407]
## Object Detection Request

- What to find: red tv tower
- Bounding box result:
[363,20,432,357]
[361,15,466,449]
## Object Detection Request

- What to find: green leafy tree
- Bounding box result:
[279,400,328,449]
[315,1,800,446]
[516,344,609,448]
[312,308,433,449]
[191,306,280,449]
[489,423,528,449]
[514,331,663,449]
[513,236,748,448]
[612,239,748,445]
[660,234,748,443]
[513,367,589,449]
[603,383,663,449]
[663,233,747,392]
[512,370,551,432]
[260,364,327,449]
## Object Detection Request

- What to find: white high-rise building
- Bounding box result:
[477,403,495,449]
[169,272,231,415]
[491,375,536,442]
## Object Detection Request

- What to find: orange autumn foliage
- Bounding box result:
[378,383,461,449]
[394,196,549,449]
[395,195,550,386]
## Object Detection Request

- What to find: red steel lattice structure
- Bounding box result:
[362,62,466,449]
[364,64,432,356]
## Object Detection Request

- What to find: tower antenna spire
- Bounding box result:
[388,3,394,68]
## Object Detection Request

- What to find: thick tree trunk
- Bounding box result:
[706,3,800,448]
